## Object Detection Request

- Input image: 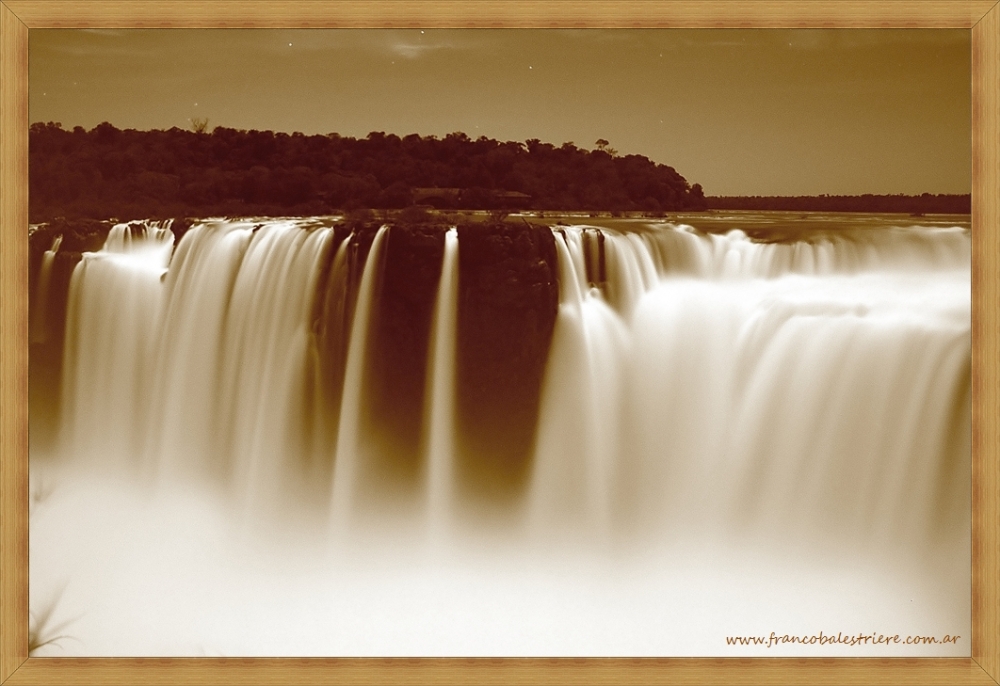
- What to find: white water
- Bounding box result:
[529,231,628,537]
[60,223,174,466]
[331,225,388,529]
[423,228,459,535]
[219,223,332,509]
[533,225,970,548]
[30,234,62,344]
[31,215,971,656]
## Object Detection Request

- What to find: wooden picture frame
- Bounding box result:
[1,1,997,683]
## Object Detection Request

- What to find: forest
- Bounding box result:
[708,194,971,214]
[28,122,707,222]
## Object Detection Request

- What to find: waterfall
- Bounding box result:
[60,223,174,465]
[30,234,62,344]
[36,214,971,656]
[145,221,257,477]
[306,235,353,477]
[48,217,969,551]
[533,223,970,545]
[529,230,627,537]
[218,222,332,505]
[423,228,459,533]
[330,225,389,526]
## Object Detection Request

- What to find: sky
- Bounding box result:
[29,29,971,197]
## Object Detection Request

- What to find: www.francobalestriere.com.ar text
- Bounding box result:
[726,632,961,648]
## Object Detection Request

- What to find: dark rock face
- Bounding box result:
[455,221,559,499]
[306,224,374,471]
[29,220,111,340]
[308,219,560,506]
[47,218,110,253]
[29,250,84,449]
[28,219,111,450]
[29,220,107,297]
[168,218,196,245]
[363,225,446,486]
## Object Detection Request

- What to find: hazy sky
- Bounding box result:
[29,29,970,196]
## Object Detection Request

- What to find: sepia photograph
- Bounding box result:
[24,27,972,658]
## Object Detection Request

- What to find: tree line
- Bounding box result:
[708,194,971,214]
[29,122,707,222]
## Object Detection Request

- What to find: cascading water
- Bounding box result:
[423,228,459,534]
[529,230,628,537]
[59,222,174,465]
[214,222,332,506]
[30,234,62,345]
[33,213,971,656]
[532,223,970,548]
[331,225,388,527]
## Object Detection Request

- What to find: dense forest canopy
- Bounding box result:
[708,194,971,215]
[29,121,707,222]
